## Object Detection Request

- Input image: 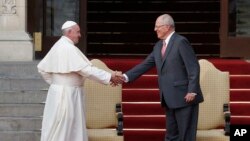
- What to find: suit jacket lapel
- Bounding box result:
[161,33,176,69]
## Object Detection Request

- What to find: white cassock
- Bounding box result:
[37,36,111,141]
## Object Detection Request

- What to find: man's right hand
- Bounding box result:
[110,71,125,86]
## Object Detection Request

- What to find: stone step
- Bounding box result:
[0,131,40,141]
[0,61,41,79]
[0,62,44,141]
[0,117,42,131]
[0,104,44,117]
[0,78,49,91]
[0,90,47,104]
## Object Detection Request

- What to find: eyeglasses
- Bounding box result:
[154,24,167,29]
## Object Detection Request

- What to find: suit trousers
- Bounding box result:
[165,104,199,141]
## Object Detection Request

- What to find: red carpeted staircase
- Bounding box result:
[101,58,250,141]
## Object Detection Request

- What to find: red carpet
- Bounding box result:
[122,89,160,102]
[230,116,250,125]
[230,89,250,101]
[123,115,165,129]
[209,59,250,75]
[230,103,250,116]
[122,102,164,115]
[123,75,158,88]
[123,129,165,141]
[100,57,250,141]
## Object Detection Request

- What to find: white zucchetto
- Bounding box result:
[61,21,77,30]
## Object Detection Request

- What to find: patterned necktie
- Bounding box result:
[161,41,167,57]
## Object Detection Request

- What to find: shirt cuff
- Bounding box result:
[123,74,129,83]
[190,93,197,96]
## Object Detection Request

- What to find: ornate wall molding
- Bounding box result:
[2,0,16,14]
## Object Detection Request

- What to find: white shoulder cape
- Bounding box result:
[37,36,91,73]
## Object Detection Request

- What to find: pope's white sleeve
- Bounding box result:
[77,65,111,85]
[38,69,52,84]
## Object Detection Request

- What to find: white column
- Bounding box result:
[0,0,33,61]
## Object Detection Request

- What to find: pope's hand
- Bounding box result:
[110,71,125,86]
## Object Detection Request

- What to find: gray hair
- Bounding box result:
[159,14,175,28]
[62,27,72,35]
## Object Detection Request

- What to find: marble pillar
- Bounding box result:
[0,0,33,61]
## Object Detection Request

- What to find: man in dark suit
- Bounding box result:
[121,14,204,141]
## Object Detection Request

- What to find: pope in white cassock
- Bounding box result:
[37,21,120,141]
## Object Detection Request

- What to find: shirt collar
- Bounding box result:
[163,31,175,45]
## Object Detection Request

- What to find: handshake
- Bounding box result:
[110,71,126,86]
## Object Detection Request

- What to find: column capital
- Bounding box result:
[2,0,16,15]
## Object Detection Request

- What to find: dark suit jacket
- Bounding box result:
[125,33,204,109]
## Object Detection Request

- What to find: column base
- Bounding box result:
[0,31,34,61]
